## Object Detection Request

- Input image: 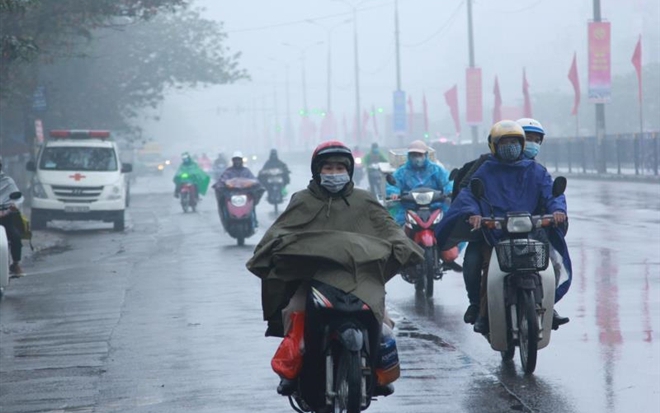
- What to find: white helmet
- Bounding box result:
[516,118,545,141]
[231,151,244,160]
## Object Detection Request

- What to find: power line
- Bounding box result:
[226,2,394,34]
[401,0,465,48]
[478,0,546,14]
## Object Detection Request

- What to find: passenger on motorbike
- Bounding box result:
[246,141,423,398]
[385,140,461,270]
[258,149,291,187]
[212,152,228,179]
[173,152,210,199]
[435,120,572,334]
[0,156,24,276]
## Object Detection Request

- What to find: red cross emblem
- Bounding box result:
[69,173,86,181]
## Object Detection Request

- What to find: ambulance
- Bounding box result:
[27,130,132,231]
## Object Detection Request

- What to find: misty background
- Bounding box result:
[1,0,658,160]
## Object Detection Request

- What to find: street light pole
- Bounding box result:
[352,7,361,143]
[467,0,479,147]
[394,0,401,91]
[593,0,607,173]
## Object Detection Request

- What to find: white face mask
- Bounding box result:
[320,173,350,193]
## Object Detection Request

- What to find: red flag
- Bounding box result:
[422,94,429,133]
[631,35,642,103]
[371,105,380,138]
[444,85,461,135]
[361,109,370,137]
[522,68,532,118]
[493,76,502,124]
[407,95,414,134]
[568,52,581,116]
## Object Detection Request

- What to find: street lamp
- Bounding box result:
[306,18,352,114]
[281,41,324,116]
[332,0,373,143]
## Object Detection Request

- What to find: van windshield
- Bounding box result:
[40,147,118,171]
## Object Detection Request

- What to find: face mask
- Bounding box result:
[523,142,541,159]
[320,173,350,193]
[497,143,522,162]
[410,156,425,168]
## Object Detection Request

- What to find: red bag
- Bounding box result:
[271,312,305,379]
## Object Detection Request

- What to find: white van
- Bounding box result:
[27,130,132,231]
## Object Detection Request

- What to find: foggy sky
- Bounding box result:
[142,0,660,156]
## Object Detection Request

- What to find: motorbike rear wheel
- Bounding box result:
[518,289,539,374]
[334,349,362,413]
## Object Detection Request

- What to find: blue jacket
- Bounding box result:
[386,159,453,225]
[434,156,572,302]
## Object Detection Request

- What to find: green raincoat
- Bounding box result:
[246,180,424,333]
[173,161,211,195]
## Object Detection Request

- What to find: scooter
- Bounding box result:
[0,191,23,297]
[259,167,286,214]
[286,280,385,413]
[179,182,198,213]
[215,177,262,246]
[470,176,567,374]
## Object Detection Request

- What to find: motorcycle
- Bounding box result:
[259,167,286,214]
[0,191,23,297]
[215,177,263,246]
[469,176,567,374]
[212,163,227,182]
[179,182,198,213]
[287,279,384,413]
[385,176,449,298]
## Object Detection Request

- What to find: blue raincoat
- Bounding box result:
[386,159,453,225]
[434,155,572,302]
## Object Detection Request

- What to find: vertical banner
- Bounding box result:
[35,119,44,143]
[444,85,461,135]
[465,67,482,125]
[392,90,407,134]
[588,21,611,103]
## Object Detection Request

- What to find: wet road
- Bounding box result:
[0,168,658,413]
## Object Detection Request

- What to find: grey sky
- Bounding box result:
[143,0,659,155]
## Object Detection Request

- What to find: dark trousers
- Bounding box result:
[462,241,484,306]
[0,213,22,262]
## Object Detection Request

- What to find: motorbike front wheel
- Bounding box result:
[181,194,189,213]
[424,247,436,298]
[518,289,539,374]
[334,349,362,413]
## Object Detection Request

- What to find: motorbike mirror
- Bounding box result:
[469,178,485,199]
[385,174,396,186]
[121,163,133,173]
[26,160,36,172]
[552,176,567,197]
[449,168,459,181]
[9,191,22,200]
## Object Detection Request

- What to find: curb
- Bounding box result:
[559,173,660,184]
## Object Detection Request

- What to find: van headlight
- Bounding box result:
[107,184,123,200]
[32,180,47,199]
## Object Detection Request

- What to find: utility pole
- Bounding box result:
[394,0,402,91]
[467,0,479,147]
[352,7,362,143]
[593,0,607,173]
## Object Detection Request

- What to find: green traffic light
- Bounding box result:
[377,107,384,113]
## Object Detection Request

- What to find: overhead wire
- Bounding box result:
[401,0,465,48]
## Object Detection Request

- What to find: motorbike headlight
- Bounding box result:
[433,211,444,224]
[32,180,47,199]
[355,157,362,165]
[412,191,433,206]
[506,215,533,233]
[231,195,248,207]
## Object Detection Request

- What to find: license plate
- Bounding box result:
[64,205,90,213]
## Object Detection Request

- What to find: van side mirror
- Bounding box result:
[9,191,22,200]
[469,178,485,199]
[121,163,133,173]
[26,160,36,172]
[552,176,567,197]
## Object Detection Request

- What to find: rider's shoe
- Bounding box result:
[463,304,479,325]
[473,315,489,334]
[442,261,463,273]
[552,310,570,330]
[277,378,297,396]
[374,384,394,397]
[9,263,24,278]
